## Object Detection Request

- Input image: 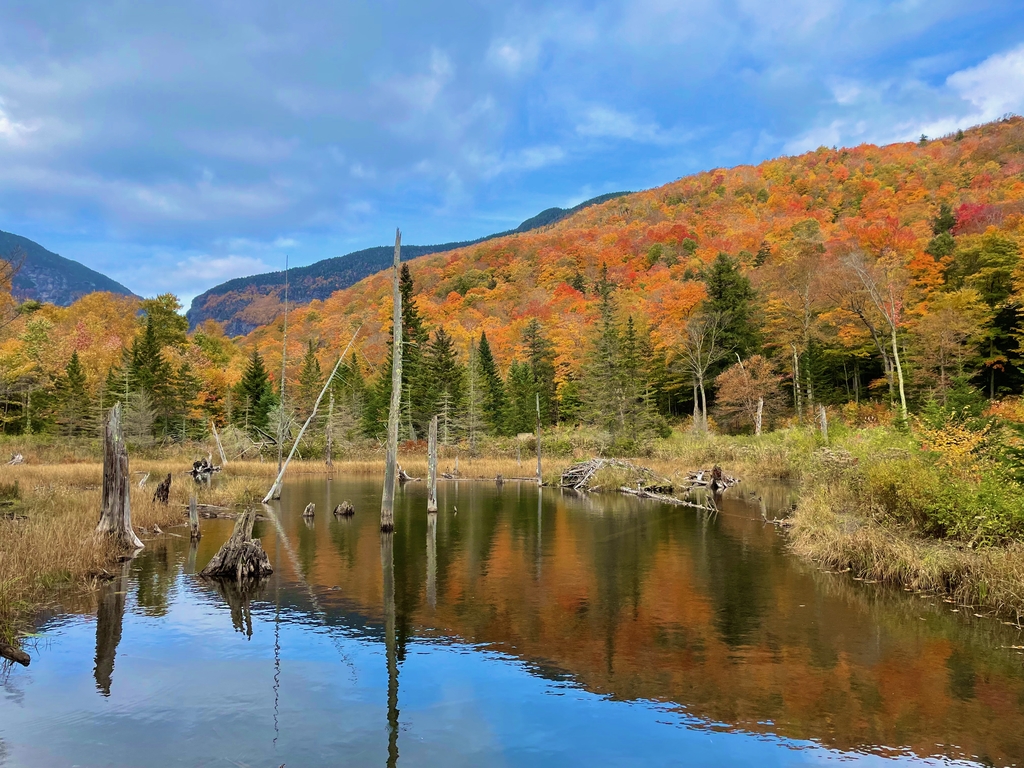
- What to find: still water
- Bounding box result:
[2,477,1024,767]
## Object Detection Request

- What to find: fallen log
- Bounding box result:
[200,508,273,581]
[619,485,718,513]
[7,453,24,466]
[0,642,30,666]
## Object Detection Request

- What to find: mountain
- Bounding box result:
[0,230,136,306]
[238,117,1024,386]
[186,192,627,335]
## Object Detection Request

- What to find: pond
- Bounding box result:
[1,476,1023,767]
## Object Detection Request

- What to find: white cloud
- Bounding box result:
[947,43,1024,121]
[176,253,274,283]
[486,38,539,75]
[575,105,679,144]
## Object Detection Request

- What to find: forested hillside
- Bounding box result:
[186,192,627,335]
[2,117,1023,452]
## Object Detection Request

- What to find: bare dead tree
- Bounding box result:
[679,312,725,434]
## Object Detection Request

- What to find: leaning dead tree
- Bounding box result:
[96,403,143,551]
[427,415,438,512]
[261,324,362,503]
[380,229,403,533]
[200,507,272,581]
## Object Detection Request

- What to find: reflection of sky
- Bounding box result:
[0,570,984,767]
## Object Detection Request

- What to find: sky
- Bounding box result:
[0,0,1023,310]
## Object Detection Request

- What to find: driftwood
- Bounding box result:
[684,465,739,493]
[397,464,420,483]
[96,403,143,551]
[0,642,30,666]
[302,502,315,518]
[153,473,171,504]
[200,508,272,581]
[619,485,718,513]
[7,453,24,465]
[137,472,150,489]
[333,501,354,517]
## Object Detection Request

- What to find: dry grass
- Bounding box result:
[790,482,1024,624]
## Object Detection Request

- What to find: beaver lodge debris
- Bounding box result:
[560,458,740,512]
[199,508,272,581]
[189,454,222,482]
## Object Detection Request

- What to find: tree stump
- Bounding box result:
[200,508,272,581]
[96,403,143,551]
[188,495,201,540]
[333,501,354,517]
[302,502,315,518]
[153,473,171,504]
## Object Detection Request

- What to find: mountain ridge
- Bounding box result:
[0,230,137,306]
[186,192,627,335]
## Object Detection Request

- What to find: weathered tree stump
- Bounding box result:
[153,473,171,504]
[188,495,201,540]
[333,501,354,517]
[302,502,315,518]
[96,403,143,551]
[397,464,419,483]
[200,508,272,581]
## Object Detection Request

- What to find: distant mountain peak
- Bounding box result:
[0,230,137,306]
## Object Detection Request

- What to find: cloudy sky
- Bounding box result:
[0,1,1022,309]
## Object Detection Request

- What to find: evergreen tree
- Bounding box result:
[424,328,466,440]
[235,348,275,433]
[702,253,761,358]
[503,359,535,434]
[476,332,507,435]
[296,339,324,416]
[522,318,557,424]
[55,351,91,436]
[585,269,624,434]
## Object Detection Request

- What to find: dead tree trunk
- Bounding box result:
[302,502,315,518]
[819,404,829,443]
[200,508,272,581]
[211,420,228,467]
[96,403,143,550]
[755,397,763,436]
[535,392,542,487]
[326,392,334,470]
[188,495,201,540]
[381,229,403,533]
[427,414,438,512]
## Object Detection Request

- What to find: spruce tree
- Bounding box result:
[424,328,466,439]
[702,253,761,358]
[522,318,557,424]
[56,351,91,435]
[503,359,535,434]
[476,332,507,435]
[296,339,324,417]
[235,348,275,433]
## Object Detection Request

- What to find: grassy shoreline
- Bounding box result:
[4,421,1024,656]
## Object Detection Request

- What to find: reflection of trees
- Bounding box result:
[426,513,437,610]
[94,561,130,696]
[133,541,175,617]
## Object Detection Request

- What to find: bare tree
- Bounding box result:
[679,312,725,434]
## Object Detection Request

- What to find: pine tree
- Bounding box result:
[296,339,324,417]
[522,318,557,424]
[586,269,624,434]
[503,359,535,434]
[702,253,761,358]
[235,348,275,433]
[476,332,507,435]
[55,351,91,436]
[424,328,466,438]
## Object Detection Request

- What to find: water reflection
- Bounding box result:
[93,560,129,696]
[2,477,1023,767]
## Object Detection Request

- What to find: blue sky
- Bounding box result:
[0,1,1022,310]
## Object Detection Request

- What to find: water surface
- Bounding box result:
[1,477,1023,767]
